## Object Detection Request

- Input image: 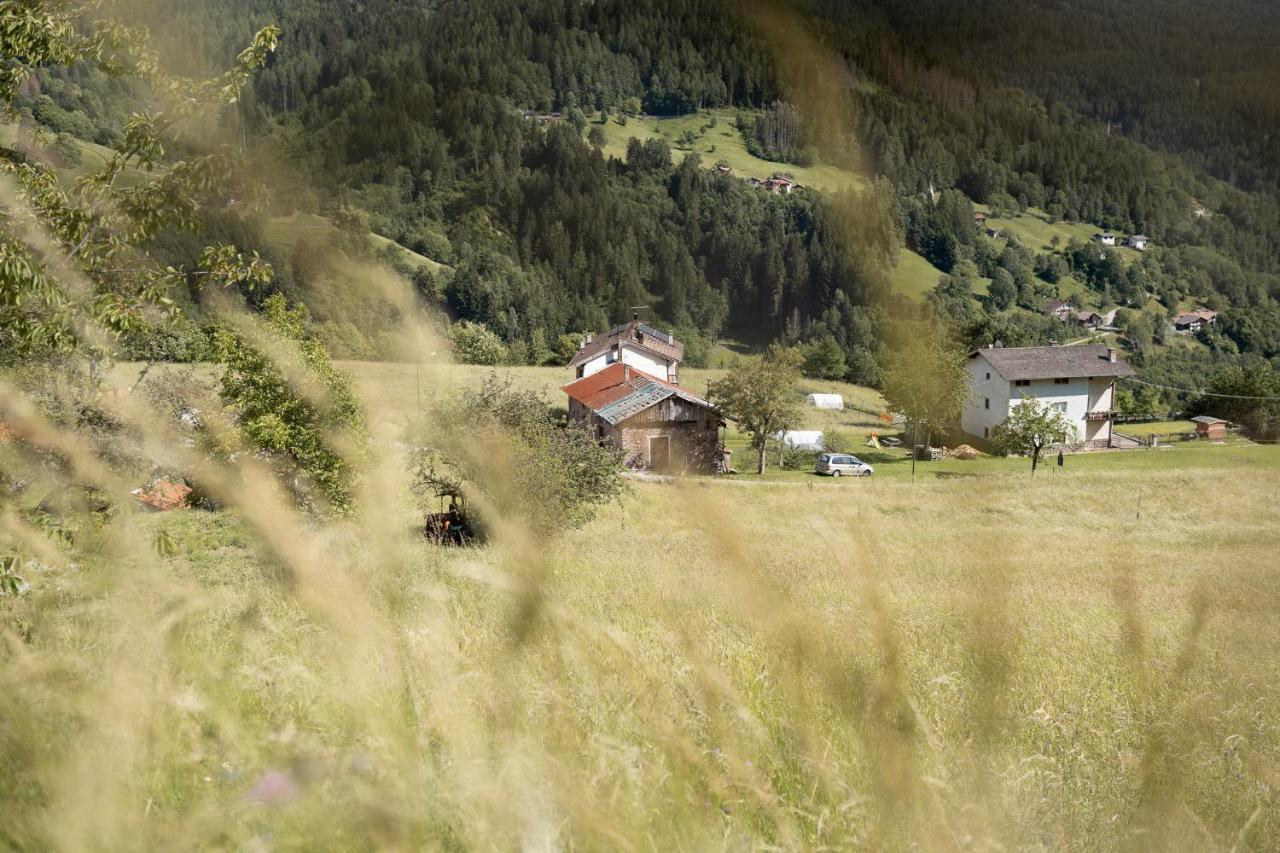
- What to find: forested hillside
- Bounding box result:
[11,0,1280,398]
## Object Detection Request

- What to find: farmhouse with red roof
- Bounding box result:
[562,362,722,473]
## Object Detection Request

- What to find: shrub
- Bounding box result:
[416,374,624,532]
[450,321,507,365]
[554,334,582,365]
[824,429,855,453]
[799,336,848,380]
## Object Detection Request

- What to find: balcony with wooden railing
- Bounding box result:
[1085,410,1115,422]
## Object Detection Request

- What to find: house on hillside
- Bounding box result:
[1127,234,1150,251]
[1094,232,1117,246]
[763,174,795,194]
[1075,310,1103,329]
[961,344,1136,449]
[569,314,685,384]
[562,363,723,473]
[1042,299,1077,322]
[1173,307,1218,333]
[714,163,733,176]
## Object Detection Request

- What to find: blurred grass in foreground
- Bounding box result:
[3,373,1279,849]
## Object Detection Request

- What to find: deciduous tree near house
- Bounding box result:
[992,396,1075,475]
[880,338,969,452]
[707,344,803,475]
[450,320,507,365]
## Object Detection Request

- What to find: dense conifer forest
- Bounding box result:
[11,0,1280,398]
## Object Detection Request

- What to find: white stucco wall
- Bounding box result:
[961,353,1012,440]
[580,344,674,381]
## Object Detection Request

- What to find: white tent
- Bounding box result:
[806,393,844,410]
[778,430,825,451]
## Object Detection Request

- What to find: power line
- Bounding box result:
[1121,375,1280,402]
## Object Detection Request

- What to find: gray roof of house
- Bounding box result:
[1191,415,1228,424]
[972,344,1136,381]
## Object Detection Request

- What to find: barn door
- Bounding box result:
[648,436,671,472]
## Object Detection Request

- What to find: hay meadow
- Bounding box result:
[3,357,1279,851]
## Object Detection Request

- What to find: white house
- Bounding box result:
[1127,234,1150,251]
[1094,232,1117,246]
[961,344,1136,450]
[569,315,685,384]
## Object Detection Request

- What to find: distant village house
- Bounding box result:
[961,344,1136,450]
[1173,307,1218,333]
[562,363,722,473]
[1094,232,1117,246]
[1126,234,1150,251]
[1075,310,1103,329]
[761,174,796,194]
[1042,299,1077,322]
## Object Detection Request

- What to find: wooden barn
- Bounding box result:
[562,363,723,473]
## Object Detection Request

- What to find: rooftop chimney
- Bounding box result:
[623,365,631,381]
[1106,346,1117,363]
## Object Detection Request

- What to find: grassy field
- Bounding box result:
[262,212,449,274]
[982,206,1143,263]
[887,248,946,300]
[1,123,443,277]
[6,354,1280,848]
[595,111,866,193]
[106,360,1270,486]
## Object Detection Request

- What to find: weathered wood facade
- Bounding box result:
[564,364,722,474]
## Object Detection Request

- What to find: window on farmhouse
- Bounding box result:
[1014,379,1031,387]
[1055,378,1070,385]
[1052,402,1068,413]
[984,397,990,409]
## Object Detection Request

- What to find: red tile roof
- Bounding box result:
[562,363,718,424]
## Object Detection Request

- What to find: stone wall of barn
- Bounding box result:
[603,419,720,474]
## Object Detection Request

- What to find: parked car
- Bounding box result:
[815,453,873,477]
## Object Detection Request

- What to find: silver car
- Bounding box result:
[816,453,873,477]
